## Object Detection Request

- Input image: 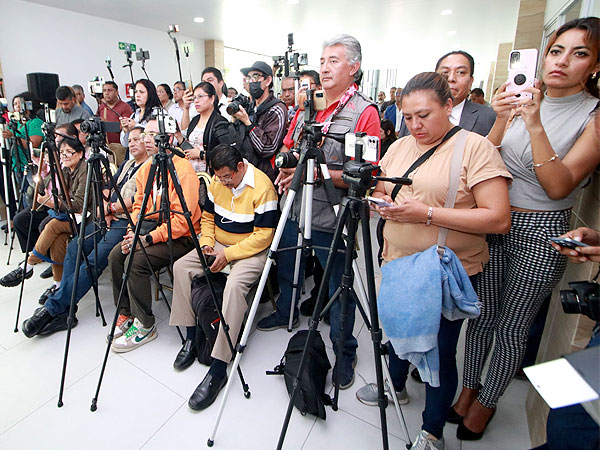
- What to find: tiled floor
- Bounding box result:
[0,221,532,450]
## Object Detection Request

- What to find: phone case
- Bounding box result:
[506,48,538,101]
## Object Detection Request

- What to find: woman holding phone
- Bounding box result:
[119,79,163,149]
[454,17,600,440]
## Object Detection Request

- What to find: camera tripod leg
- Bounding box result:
[208,186,301,447]
[13,207,37,333]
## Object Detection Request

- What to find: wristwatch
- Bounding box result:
[145,234,153,245]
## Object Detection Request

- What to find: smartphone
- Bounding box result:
[550,237,591,250]
[180,140,193,151]
[367,196,392,207]
[506,49,538,101]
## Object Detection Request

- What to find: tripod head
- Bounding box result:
[81,116,119,152]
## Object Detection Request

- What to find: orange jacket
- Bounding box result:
[131,154,201,242]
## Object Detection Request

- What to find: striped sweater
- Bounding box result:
[199,163,278,262]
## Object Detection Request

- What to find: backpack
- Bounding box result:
[191,273,228,365]
[268,330,332,419]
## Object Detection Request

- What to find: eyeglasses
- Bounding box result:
[60,151,76,158]
[244,73,264,82]
[215,170,237,183]
[140,132,157,139]
[173,87,184,92]
[193,94,210,101]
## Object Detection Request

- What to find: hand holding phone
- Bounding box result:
[550,237,590,250]
[506,49,538,102]
[367,196,392,208]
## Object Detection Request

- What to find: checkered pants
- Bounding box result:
[462,210,570,409]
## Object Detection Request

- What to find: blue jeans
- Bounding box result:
[44,220,127,316]
[388,274,478,440]
[276,219,358,364]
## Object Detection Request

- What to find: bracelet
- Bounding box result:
[533,153,559,168]
[426,206,433,226]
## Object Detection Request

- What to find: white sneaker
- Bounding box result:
[111,318,157,353]
[106,314,134,343]
[411,430,444,450]
[355,382,410,406]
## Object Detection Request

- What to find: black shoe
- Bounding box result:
[174,339,197,370]
[39,266,53,279]
[300,295,317,316]
[411,367,424,383]
[38,312,78,336]
[38,285,59,305]
[0,266,33,287]
[446,407,464,424]
[188,373,227,411]
[22,307,55,338]
[456,409,496,441]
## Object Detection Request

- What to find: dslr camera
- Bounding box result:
[561,281,599,321]
[80,116,121,135]
[226,93,252,116]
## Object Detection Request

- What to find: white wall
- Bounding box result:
[0,0,205,106]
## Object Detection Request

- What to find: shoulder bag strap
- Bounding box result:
[390,125,461,201]
[436,129,469,254]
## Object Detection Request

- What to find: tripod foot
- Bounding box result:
[207,438,214,447]
[90,399,98,412]
[57,400,63,408]
[244,390,251,399]
[13,327,18,333]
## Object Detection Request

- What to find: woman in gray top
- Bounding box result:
[454,17,600,441]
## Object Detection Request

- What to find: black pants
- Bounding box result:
[13,207,49,253]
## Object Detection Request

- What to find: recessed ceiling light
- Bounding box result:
[441,9,453,15]
[447,30,457,36]
[194,17,205,23]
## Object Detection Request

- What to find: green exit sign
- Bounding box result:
[118,42,137,51]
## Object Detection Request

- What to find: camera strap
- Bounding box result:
[389,126,462,201]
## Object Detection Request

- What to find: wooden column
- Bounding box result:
[205,40,224,69]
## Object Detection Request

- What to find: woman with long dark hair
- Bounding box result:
[379,118,397,158]
[119,79,162,148]
[180,81,228,172]
[454,17,600,441]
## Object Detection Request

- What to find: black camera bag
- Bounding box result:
[270,330,332,419]
[191,272,228,365]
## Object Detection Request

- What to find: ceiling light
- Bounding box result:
[447,30,457,36]
[193,17,205,23]
[441,9,453,15]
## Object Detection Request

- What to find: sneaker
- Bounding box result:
[111,318,157,353]
[0,266,33,287]
[411,430,445,450]
[107,314,134,343]
[333,355,357,390]
[256,311,299,331]
[356,382,410,406]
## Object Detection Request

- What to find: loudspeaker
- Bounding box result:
[26,72,60,109]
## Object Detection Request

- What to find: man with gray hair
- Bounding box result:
[72,84,94,116]
[257,34,380,389]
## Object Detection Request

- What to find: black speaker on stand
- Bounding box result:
[27,72,60,109]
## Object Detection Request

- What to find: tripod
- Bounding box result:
[90,114,249,411]
[276,149,415,449]
[13,126,106,334]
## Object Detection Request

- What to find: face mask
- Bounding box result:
[249,81,264,100]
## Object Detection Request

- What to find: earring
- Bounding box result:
[592,72,598,80]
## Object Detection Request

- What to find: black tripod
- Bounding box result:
[276,147,414,450]
[12,124,104,334]
[90,112,249,412]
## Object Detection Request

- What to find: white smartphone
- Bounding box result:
[506,49,538,102]
[367,196,392,207]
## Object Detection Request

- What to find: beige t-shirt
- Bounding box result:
[379,131,512,275]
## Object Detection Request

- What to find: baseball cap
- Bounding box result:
[240,61,273,78]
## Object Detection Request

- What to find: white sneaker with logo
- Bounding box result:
[411,430,445,450]
[111,318,157,353]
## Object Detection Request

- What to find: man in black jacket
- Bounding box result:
[231,61,287,183]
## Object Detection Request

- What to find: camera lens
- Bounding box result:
[514,74,527,86]
[275,152,298,169]
[226,102,240,116]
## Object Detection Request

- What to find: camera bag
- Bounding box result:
[376,126,461,265]
[191,272,228,365]
[268,329,332,419]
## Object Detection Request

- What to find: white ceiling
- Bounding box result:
[27,0,521,85]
